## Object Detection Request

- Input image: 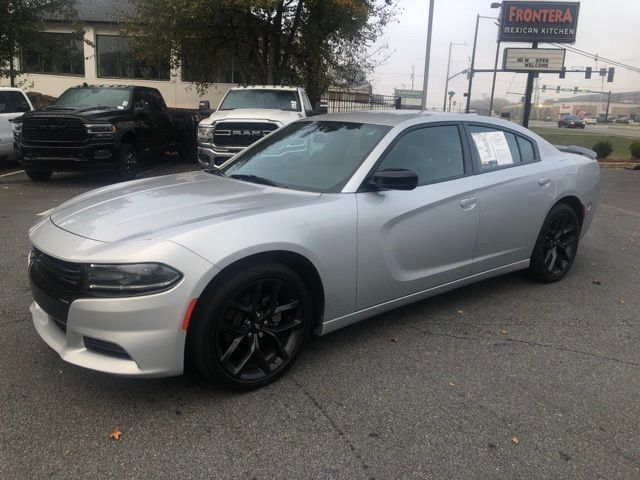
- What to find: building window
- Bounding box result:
[97,35,169,80]
[21,32,85,76]
[181,39,240,83]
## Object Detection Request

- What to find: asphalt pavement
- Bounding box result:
[1,160,639,479]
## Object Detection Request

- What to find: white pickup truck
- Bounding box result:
[196,85,327,166]
[0,87,33,161]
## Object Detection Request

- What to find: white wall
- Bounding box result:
[0,23,235,109]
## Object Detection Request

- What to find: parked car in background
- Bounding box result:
[28,111,600,390]
[613,116,630,124]
[558,115,585,129]
[583,116,597,125]
[0,87,33,162]
[197,85,327,167]
[12,84,200,181]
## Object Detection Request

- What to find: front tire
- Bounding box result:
[116,143,138,181]
[529,204,580,283]
[25,170,52,181]
[188,262,313,390]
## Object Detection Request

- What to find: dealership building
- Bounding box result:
[0,0,235,108]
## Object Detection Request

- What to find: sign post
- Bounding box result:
[497,1,580,127]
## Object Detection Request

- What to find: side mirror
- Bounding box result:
[198,100,210,111]
[315,101,328,115]
[371,169,418,191]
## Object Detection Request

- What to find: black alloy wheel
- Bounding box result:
[188,262,312,390]
[116,144,138,181]
[530,204,580,283]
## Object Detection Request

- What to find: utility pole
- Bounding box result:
[421,0,435,109]
[411,66,415,91]
[465,14,480,113]
[605,91,612,122]
[488,2,502,117]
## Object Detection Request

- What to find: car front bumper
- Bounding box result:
[28,219,219,378]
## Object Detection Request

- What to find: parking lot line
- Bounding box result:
[0,170,25,178]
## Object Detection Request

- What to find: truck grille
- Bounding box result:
[213,122,279,148]
[22,117,88,144]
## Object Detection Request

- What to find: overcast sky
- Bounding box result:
[370,0,640,108]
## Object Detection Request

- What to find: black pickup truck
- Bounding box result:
[12,85,200,181]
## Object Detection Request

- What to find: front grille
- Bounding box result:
[213,122,279,148]
[30,249,82,301]
[22,117,88,144]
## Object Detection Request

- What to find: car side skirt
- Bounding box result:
[317,259,530,335]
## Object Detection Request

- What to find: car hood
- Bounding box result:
[201,108,303,126]
[50,171,320,243]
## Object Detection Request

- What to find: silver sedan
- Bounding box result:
[28,111,600,389]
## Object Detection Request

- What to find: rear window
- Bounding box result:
[0,91,30,113]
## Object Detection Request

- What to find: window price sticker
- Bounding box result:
[471,131,514,167]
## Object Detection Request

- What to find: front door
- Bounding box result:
[355,123,481,310]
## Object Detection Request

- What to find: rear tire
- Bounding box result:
[178,139,197,164]
[187,261,313,391]
[25,170,52,181]
[116,143,138,181]
[529,204,580,283]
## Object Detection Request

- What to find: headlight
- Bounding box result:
[85,124,116,137]
[197,125,215,144]
[11,122,22,135]
[83,263,182,296]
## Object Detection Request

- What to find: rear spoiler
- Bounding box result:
[554,145,597,160]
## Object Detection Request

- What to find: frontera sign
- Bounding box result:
[499,1,580,43]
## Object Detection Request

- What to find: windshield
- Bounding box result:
[54,87,131,109]
[565,116,581,121]
[219,90,301,111]
[221,121,391,192]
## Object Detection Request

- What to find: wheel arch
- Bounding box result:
[120,131,137,148]
[193,250,325,332]
[553,195,584,229]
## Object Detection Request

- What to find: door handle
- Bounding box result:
[538,177,551,187]
[460,197,477,209]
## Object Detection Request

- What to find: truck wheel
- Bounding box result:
[25,170,53,181]
[116,144,138,181]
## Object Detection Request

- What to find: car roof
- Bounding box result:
[231,85,300,92]
[0,87,26,92]
[312,110,531,130]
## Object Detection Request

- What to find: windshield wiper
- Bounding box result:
[228,174,283,187]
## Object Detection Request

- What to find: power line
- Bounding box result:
[550,43,640,74]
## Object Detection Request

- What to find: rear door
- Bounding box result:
[464,123,556,273]
[0,90,32,157]
[355,123,481,309]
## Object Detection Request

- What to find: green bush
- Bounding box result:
[592,140,613,159]
[630,141,640,159]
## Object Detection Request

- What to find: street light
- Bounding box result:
[465,8,500,113]
[443,41,466,112]
[488,3,502,117]
[421,0,436,109]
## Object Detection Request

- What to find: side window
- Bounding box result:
[517,135,536,162]
[469,125,522,170]
[0,91,30,113]
[148,89,166,110]
[377,125,465,186]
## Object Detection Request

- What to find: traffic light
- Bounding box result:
[559,67,566,79]
[556,86,561,93]
[573,87,579,94]
[607,67,615,82]
[542,85,547,92]
[585,67,592,79]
